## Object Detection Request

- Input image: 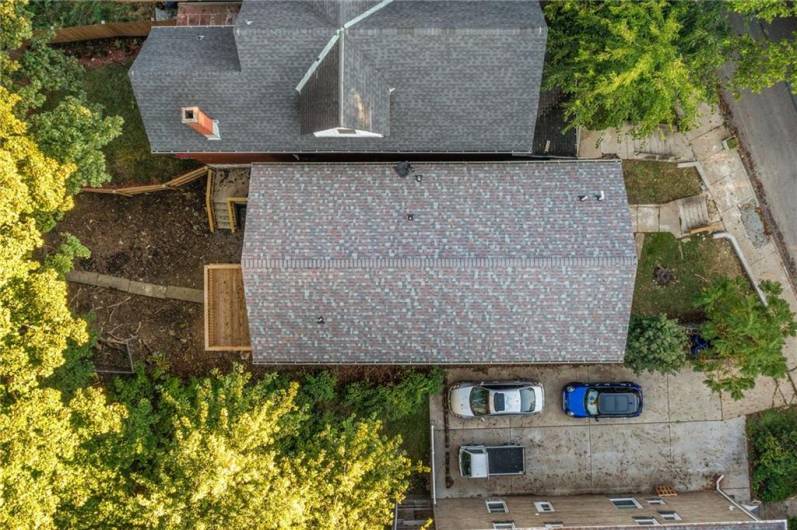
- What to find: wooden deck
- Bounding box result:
[204,264,251,351]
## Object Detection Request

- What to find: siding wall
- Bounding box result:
[434,491,753,530]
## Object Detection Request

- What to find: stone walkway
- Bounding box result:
[67,270,203,304]
[579,104,797,417]
[629,194,720,238]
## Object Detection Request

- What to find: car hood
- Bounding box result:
[563,385,589,416]
[449,386,474,417]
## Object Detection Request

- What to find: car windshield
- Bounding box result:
[586,389,599,415]
[461,451,471,476]
[470,387,490,415]
[519,388,536,412]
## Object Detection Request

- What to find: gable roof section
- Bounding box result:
[298,31,391,136]
[241,160,637,364]
[129,0,547,154]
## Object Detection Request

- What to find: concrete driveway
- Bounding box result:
[431,365,751,502]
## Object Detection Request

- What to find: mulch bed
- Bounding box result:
[58,37,144,69]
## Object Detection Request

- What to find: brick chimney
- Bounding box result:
[181,106,220,140]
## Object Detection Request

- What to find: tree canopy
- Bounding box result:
[731,0,797,94]
[544,0,797,134]
[695,278,797,400]
[625,314,689,375]
[544,0,728,136]
[82,367,420,530]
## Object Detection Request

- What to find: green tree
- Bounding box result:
[695,278,797,400]
[730,0,797,94]
[0,85,126,529]
[0,6,128,524]
[625,314,688,375]
[1,0,122,191]
[31,96,123,191]
[87,366,418,530]
[544,0,729,136]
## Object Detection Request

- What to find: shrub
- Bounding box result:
[625,314,688,375]
[695,278,797,400]
[344,369,444,421]
[300,370,338,406]
[26,0,143,29]
[747,407,797,502]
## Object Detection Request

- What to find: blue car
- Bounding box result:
[562,382,643,418]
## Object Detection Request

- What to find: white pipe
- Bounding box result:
[715,474,759,521]
[430,422,437,506]
[713,231,768,306]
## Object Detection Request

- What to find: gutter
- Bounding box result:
[715,474,759,521]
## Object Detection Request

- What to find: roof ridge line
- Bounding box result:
[242,256,638,270]
[295,0,394,93]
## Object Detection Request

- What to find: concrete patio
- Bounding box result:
[431,365,752,503]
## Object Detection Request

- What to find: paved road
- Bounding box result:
[431,365,751,502]
[723,15,797,271]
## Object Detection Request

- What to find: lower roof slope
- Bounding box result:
[242,160,637,365]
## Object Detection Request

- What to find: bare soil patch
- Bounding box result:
[69,284,238,376]
[51,181,243,375]
[50,181,242,289]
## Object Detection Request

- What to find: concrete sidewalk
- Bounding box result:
[579,105,797,416]
[433,365,751,501]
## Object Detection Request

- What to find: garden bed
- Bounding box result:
[632,233,750,319]
[623,160,703,204]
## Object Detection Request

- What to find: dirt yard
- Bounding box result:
[52,181,242,289]
[50,181,243,375]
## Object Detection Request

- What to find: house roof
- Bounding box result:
[241,160,637,364]
[129,0,547,154]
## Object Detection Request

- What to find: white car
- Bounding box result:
[448,381,544,418]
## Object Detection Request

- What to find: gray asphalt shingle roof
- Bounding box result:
[241,160,637,364]
[129,0,547,154]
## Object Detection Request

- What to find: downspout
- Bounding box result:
[713,232,768,306]
[715,474,759,521]
[430,422,437,506]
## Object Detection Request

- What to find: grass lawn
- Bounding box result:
[82,62,199,185]
[623,160,703,204]
[384,404,431,493]
[632,233,749,320]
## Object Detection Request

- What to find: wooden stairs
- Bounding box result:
[213,200,233,231]
[678,194,710,233]
[393,496,433,530]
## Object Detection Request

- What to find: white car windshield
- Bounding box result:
[586,389,599,415]
[469,387,490,415]
[519,388,536,412]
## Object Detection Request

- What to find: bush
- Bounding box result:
[695,278,797,400]
[343,369,444,421]
[625,314,688,375]
[747,407,797,502]
[26,0,144,29]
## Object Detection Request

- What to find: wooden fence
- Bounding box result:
[82,166,209,197]
[51,19,176,44]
